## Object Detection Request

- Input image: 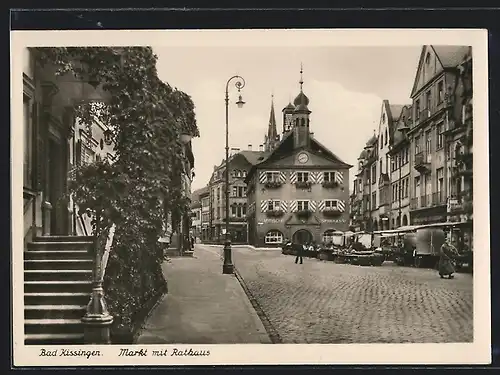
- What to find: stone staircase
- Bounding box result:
[24,236,94,345]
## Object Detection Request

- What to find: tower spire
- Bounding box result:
[299,62,304,91]
[265,93,278,152]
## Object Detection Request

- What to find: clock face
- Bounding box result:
[297,152,309,164]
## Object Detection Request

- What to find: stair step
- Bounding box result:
[24,250,91,260]
[25,333,85,345]
[24,259,93,270]
[35,235,94,242]
[25,280,92,293]
[28,241,93,251]
[25,305,87,319]
[24,269,93,282]
[25,292,90,305]
[25,318,83,334]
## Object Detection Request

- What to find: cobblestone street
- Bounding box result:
[226,245,473,344]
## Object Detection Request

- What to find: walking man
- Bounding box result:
[438,237,458,279]
[294,242,304,264]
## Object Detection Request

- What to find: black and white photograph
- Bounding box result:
[11,29,490,366]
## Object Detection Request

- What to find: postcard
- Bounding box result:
[11,28,490,366]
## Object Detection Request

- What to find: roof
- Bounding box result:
[245,130,352,183]
[432,45,471,68]
[191,186,209,202]
[238,150,269,166]
[410,45,471,98]
[388,105,404,121]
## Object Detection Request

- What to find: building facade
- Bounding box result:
[350,45,473,253]
[23,48,114,246]
[200,188,210,241]
[190,187,207,240]
[245,71,352,247]
[208,147,266,243]
[407,45,472,230]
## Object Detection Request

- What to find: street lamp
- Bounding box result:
[223,75,246,274]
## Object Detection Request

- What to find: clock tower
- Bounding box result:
[292,64,311,149]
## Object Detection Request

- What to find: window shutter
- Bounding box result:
[290,200,298,212]
[259,171,267,183]
[279,171,286,183]
[309,200,317,212]
[318,200,326,212]
[290,171,297,184]
[337,200,346,212]
[335,171,344,185]
[260,200,268,212]
[280,200,288,212]
[316,172,324,184]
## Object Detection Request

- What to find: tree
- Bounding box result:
[37,47,199,335]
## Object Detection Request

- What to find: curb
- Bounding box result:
[233,267,283,344]
[202,244,281,251]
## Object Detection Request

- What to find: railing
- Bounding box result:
[432,191,446,206]
[78,211,89,236]
[410,198,419,210]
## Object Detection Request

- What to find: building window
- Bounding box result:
[425,52,431,64]
[371,192,376,210]
[392,183,397,202]
[297,200,309,211]
[297,171,309,183]
[404,147,409,164]
[267,200,281,211]
[415,136,420,155]
[232,186,246,198]
[324,171,336,182]
[217,187,220,201]
[391,157,395,172]
[438,81,444,103]
[231,205,237,217]
[265,230,283,244]
[426,91,432,113]
[324,200,338,209]
[425,130,432,154]
[415,99,420,120]
[371,164,377,181]
[404,178,409,198]
[266,171,280,182]
[414,176,420,197]
[437,124,444,149]
[382,113,386,124]
[437,168,444,195]
[23,96,33,188]
[380,134,383,149]
[385,129,388,145]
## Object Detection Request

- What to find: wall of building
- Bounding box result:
[249,164,350,247]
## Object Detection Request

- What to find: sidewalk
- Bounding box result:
[136,245,271,344]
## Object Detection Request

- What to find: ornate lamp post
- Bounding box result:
[223,75,246,274]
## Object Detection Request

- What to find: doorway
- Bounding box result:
[47,138,68,235]
[293,229,313,245]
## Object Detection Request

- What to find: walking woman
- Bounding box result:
[438,238,458,279]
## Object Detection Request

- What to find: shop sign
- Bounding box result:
[447,197,461,213]
[263,218,283,224]
[320,218,347,224]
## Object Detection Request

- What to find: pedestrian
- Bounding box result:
[191,236,195,249]
[438,238,458,279]
[294,242,304,264]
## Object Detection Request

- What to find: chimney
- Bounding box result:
[259,144,264,152]
[248,144,252,151]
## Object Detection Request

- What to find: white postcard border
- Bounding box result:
[11,28,491,366]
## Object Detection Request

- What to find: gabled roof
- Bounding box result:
[410,45,471,98]
[191,186,209,202]
[245,130,352,183]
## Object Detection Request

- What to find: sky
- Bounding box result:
[153,46,422,191]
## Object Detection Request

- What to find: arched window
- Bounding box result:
[425,52,431,64]
[384,129,388,145]
[265,230,283,244]
[301,118,306,127]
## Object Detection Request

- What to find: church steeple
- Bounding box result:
[265,94,279,152]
